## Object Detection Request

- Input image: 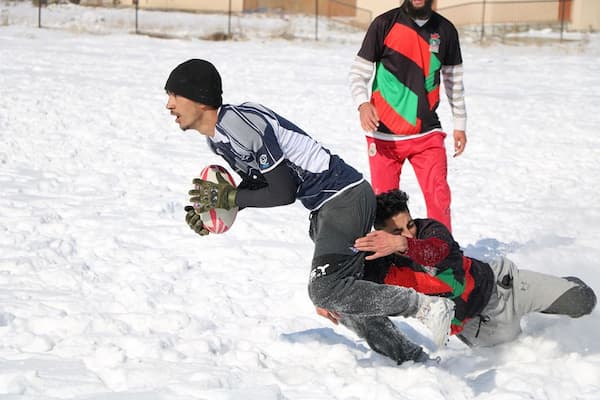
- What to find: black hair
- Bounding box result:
[374,190,410,229]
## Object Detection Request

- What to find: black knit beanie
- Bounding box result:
[164,59,223,108]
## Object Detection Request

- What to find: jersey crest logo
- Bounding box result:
[259,154,270,168]
[368,142,377,157]
[430,33,440,53]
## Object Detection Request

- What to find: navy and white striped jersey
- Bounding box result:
[208,102,364,211]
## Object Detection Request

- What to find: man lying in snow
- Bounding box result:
[317,189,596,360]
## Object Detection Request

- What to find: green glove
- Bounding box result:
[189,173,237,213]
[184,206,209,236]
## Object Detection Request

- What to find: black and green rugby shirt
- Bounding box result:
[357,8,463,135]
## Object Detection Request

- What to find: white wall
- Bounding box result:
[356,0,401,20]
[570,0,600,30]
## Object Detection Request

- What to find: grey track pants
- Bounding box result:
[458,257,596,347]
[307,180,426,363]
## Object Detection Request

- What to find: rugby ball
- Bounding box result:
[194,165,238,234]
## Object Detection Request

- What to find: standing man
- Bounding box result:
[349,0,467,231]
[165,59,455,365]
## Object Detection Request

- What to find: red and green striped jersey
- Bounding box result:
[363,219,495,334]
[357,8,462,135]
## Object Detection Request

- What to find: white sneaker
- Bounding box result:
[415,296,455,348]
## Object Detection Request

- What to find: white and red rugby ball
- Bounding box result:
[194,165,238,234]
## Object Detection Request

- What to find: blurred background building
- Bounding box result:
[88,0,597,31]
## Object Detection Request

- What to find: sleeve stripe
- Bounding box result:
[441,64,467,130]
[348,55,374,109]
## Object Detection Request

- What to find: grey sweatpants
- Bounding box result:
[307,180,425,362]
[458,256,596,347]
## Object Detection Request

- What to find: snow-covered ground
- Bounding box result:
[1,2,599,399]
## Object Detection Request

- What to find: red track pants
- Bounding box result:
[366,131,452,231]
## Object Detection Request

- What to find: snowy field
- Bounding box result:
[1,2,600,399]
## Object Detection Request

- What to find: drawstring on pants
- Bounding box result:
[475,315,490,338]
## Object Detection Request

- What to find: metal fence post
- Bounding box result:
[559,0,565,42]
[38,0,41,28]
[228,0,232,38]
[315,0,319,41]
[134,0,138,34]
[480,0,487,42]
